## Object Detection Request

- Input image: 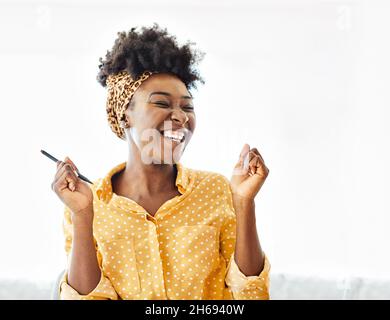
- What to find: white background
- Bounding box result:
[0,0,389,287]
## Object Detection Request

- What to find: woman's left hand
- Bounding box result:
[230,143,269,201]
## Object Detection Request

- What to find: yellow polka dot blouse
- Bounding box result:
[59,162,270,300]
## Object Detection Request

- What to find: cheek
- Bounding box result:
[130,111,161,140]
[189,114,196,132]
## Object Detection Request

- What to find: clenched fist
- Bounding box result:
[51,156,93,219]
[230,143,269,201]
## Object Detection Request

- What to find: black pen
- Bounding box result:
[40,149,94,185]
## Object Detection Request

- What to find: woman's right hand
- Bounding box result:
[51,156,94,220]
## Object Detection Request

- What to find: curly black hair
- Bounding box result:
[97,23,205,90]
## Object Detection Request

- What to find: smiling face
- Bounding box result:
[123,72,196,164]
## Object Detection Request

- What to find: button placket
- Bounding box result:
[146,218,167,298]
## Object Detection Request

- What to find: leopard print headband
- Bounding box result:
[106,70,155,140]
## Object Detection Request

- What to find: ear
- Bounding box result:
[119,121,124,129]
[122,98,136,128]
[119,117,130,129]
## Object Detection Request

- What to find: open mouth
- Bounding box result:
[159,129,185,143]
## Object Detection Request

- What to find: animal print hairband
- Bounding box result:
[106,70,155,140]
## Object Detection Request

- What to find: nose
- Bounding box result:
[170,108,189,126]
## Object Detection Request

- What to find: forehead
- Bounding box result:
[137,73,190,98]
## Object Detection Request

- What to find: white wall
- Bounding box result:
[0,0,389,290]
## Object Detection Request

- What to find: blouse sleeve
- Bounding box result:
[59,206,119,300]
[220,179,271,300]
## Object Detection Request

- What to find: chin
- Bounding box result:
[138,136,188,165]
[160,138,187,164]
[154,148,185,165]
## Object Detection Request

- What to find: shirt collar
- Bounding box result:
[95,161,191,204]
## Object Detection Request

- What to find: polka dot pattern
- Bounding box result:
[59,161,270,300]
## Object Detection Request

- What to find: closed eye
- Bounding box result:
[183,105,194,111]
[154,102,169,108]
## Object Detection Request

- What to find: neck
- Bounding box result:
[119,139,177,195]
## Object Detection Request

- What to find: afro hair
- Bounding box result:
[97,23,205,90]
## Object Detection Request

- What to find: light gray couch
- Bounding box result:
[1,272,390,300]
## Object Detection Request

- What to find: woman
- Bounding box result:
[52,24,270,300]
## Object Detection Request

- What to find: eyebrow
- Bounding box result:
[148,91,193,100]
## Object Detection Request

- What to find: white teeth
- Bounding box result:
[166,137,181,142]
[163,130,184,142]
